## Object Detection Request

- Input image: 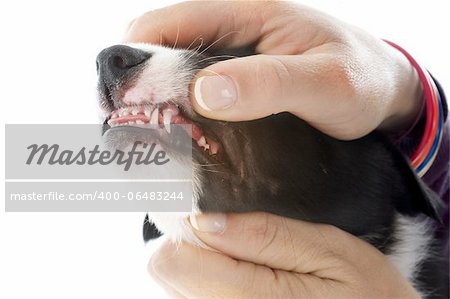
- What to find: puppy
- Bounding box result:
[96,44,448,298]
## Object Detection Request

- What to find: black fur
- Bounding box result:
[143,214,162,241]
[191,112,443,238]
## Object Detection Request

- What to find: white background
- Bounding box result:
[0,1,448,298]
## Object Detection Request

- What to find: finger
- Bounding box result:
[148,253,187,299]
[149,240,282,299]
[125,2,325,54]
[191,52,354,125]
[189,212,380,280]
[125,1,268,48]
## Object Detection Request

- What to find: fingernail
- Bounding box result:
[189,213,227,233]
[194,75,237,111]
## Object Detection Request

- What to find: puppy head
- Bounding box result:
[96,44,444,245]
[96,44,328,213]
[96,44,281,207]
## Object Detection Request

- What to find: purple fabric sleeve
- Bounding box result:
[395,76,449,243]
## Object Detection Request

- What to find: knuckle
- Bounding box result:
[253,56,291,107]
[316,223,350,245]
[314,223,354,257]
[242,213,283,257]
[327,56,358,97]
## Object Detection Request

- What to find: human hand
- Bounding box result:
[149,212,420,299]
[125,1,423,140]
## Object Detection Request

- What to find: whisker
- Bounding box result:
[159,29,164,47]
[185,38,204,61]
[186,35,202,51]
[198,168,227,174]
[193,162,223,167]
[197,30,242,56]
[172,23,180,50]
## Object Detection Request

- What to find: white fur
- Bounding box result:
[147,165,210,248]
[386,214,433,298]
[123,43,193,107]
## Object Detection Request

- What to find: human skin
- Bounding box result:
[125,1,424,298]
[149,213,420,299]
[125,1,423,140]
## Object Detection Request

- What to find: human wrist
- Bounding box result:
[379,40,444,176]
[379,44,424,134]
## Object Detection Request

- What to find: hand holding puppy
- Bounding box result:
[126,1,423,140]
[149,213,420,299]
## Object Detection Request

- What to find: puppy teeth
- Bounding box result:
[197,136,209,150]
[136,120,144,125]
[163,110,173,134]
[131,108,139,116]
[144,107,151,117]
[150,107,159,125]
[197,136,206,147]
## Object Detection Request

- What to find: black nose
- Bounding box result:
[96,45,151,86]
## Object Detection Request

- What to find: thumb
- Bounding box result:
[191,53,338,122]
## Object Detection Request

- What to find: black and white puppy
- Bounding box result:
[96,44,448,298]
